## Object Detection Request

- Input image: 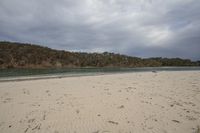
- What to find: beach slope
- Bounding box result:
[0,71,200,133]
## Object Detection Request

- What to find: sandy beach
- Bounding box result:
[0,71,200,133]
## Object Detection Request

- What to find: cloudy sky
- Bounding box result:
[0,0,200,60]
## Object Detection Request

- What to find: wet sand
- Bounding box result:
[0,71,200,133]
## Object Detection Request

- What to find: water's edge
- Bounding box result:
[0,67,200,82]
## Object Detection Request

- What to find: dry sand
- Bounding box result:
[0,71,200,133]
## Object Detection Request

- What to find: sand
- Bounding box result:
[0,71,200,133]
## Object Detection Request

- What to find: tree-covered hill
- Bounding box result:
[0,41,199,68]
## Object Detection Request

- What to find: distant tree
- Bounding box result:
[0,41,199,69]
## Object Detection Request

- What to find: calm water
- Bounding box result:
[0,67,200,79]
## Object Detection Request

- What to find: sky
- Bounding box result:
[0,0,200,60]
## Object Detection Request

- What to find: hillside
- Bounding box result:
[0,41,199,69]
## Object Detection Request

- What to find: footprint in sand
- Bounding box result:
[64,94,68,97]
[28,118,35,123]
[76,109,80,114]
[108,120,118,125]
[172,120,180,123]
[23,89,30,95]
[117,105,124,109]
[186,115,197,121]
[46,90,51,96]
[32,123,41,130]
[2,98,12,103]
[43,111,47,120]
[24,126,30,133]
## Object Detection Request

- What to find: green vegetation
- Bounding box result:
[0,41,199,69]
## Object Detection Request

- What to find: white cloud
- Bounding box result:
[0,0,199,60]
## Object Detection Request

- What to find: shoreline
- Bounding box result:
[0,67,200,82]
[0,73,105,83]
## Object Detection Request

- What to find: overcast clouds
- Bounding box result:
[0,0,200,60]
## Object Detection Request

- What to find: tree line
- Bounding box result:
[0,41,199,69]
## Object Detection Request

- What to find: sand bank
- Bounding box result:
[0,71,200,133]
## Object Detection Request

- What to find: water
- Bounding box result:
[0,67,200,79]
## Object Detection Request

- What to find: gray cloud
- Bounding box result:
[0,0,200,60]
